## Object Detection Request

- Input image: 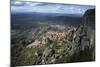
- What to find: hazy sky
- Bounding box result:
[11,1,95,14]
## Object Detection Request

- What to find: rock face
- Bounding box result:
[72,9,95,61]
[81,9,95,49]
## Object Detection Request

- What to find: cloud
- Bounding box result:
[11,1,95,14]
[14,1,22,5]
[25,2,42,6]
[11,1,24,6]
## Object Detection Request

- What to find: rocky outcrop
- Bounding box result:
[72,9,95,61]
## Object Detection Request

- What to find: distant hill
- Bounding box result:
[11,12,82,26]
